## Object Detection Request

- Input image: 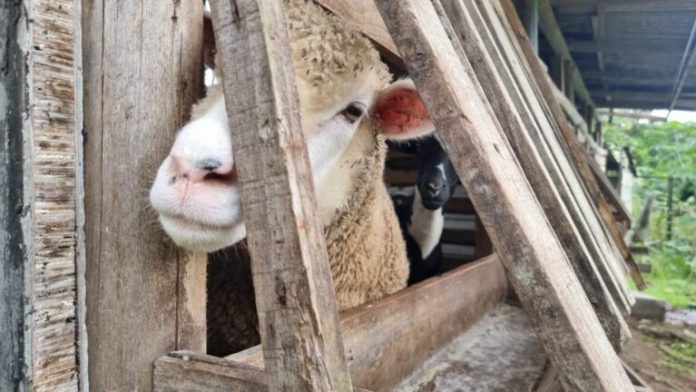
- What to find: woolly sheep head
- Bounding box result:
[149,1,435,252]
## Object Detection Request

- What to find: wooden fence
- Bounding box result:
[1,0,646,391]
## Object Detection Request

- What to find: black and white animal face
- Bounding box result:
[415,136,458,210]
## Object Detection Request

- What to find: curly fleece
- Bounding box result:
[207,0,408,354]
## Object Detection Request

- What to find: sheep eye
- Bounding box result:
[340,102,366,123]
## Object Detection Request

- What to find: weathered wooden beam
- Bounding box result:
[208,0,351,390]
[538,0,594,109]
[82,1,207,390]
[1,3,31,390]
[154,352,372,392]
[374,0,633,390]
[2,0,85,390]
[222,256,506,391]
[498,0,646,291]
[441,0,631,346]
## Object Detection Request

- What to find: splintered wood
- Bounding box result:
[373,0,633,390]
[208,0,352,391]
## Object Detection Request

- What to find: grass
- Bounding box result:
[635,275,696,309]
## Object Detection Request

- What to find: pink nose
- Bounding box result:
[171,155,236,184]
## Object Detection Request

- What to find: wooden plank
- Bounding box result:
[223,256,506,391]
[82,1,207,390]
[490,1,635,306]
[315,0,397,56]
[441,0,631,345]
[2,0,86,389]
[481,0,633,317]
[497,0,646,290]
[538,0,593,107]
[533,361,563,392]
[154,352,373,392]
[1,2,30,390]
[373,1,633,390]
[155,352,267,392]
[208,1,352,390]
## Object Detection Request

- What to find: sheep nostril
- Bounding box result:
[197,158,223,172]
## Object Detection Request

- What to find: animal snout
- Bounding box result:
[426,179,445,197]
[171,155,236,184]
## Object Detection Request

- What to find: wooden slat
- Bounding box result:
[208,0,351,390]
[155,352,267,392]
[497,0,646,290]
[82,1,206,390]
[444,0,630,344]
[373,1,633,390]
[315,0,399,62]
[1,3,30,390]
[154,352,372,392]
[222,255,506,391]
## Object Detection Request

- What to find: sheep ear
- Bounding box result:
[204,11,216,69]
[371,79,435,140]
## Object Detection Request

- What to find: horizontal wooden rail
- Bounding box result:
[215,255,506,391]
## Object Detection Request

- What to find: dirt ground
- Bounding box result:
[621,318,696,392]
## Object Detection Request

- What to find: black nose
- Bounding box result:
[197,158,222,172]
[426,180,444,197]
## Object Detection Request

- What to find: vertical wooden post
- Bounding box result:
[374,0,633,390]
[3,0,85,389]
[1,3,30,390]
[82,1,207,391]
[523,0,539,54]
[209,0,352,390]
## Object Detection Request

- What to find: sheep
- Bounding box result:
[149,0,435,354]
[390,136,459,284]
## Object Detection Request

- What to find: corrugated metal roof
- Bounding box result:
[545,0,696,110]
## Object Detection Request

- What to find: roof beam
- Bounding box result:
[669,16,696,113]
[553,0,696,14]
[568,40,685,55]
[538,0,595,108]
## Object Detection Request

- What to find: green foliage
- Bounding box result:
[604,118,696,308]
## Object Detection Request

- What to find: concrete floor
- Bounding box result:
[394,303,546,392]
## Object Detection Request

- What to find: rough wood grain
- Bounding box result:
[373,0,633,390]
[1,2,31,390]
[437,0,629,347]
[219,256,506,391]
[82,1,207,391]
[154,352,373,392]
[497,0,645,290]
[208,0,352,390]
[488,1,632,304]
[315,0,397,56]
[155,352,268,392]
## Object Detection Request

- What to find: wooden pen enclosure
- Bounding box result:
[2,0,650,391]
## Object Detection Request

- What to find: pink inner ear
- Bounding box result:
[373,87,431,137]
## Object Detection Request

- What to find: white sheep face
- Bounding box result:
[149,77,433,253]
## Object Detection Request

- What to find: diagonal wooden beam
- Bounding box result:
[499,0,646,291]
[374,0,633,390]
[439,0,631,346]
[209,0,352,390]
